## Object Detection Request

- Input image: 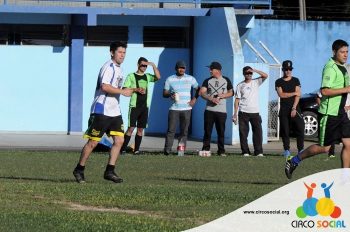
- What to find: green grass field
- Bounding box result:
[0,150,341,232]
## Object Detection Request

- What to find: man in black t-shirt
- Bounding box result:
[275,60,305,158]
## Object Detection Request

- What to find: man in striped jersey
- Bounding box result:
[163,60,199,155]
[73,41,133,184]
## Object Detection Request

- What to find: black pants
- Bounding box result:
[238,112,263,155]
[202,110,227,154]
[279,110,305,152]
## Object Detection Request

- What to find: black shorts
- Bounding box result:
[319,113,350,146]
[83,114,124,141]
[128,107,148,128]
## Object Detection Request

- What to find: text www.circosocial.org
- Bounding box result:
[243,210,290,215]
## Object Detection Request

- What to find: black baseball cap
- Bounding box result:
[175,60,186,69]
[207,61,222,70]
[282,60,293,70]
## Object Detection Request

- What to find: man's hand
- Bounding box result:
[188,98,196,107]
[232,114,238,125]
[135,88,146,95]
[345,105,350,111]
[211,97,220,105]
[122,88,133,97]
[291,109,297,118]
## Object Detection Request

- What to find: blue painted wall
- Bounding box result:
[0,46,69,132]
[243,19,350,95]
[83,47,190,134]
[192,8,244,145]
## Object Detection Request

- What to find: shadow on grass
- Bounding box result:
[0,176,73,183]
[165,177,279,185]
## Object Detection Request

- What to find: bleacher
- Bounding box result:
[1,0,271,10]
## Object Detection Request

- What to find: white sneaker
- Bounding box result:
[243,153,250,157]
[257,154,264,157]
[283,150,291,157]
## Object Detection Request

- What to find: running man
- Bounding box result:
[121,57,161,154]
[285,39,350,179]
[73,41,133,183]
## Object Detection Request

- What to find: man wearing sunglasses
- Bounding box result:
[121,57,160,154]
[233,66,268,157]
[163,60,199,156]
[275,60,305,159]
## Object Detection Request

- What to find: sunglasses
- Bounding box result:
[140,64,147,68]
[244,72,253,75]
[283,68,293,71]
[177,67,186,69]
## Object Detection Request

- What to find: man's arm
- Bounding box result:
[101,83,133,96]
[292,86,301,110]
[253,69,268,79]
[276,87,299,98]
[232,98,240,124]
[321,86,350,96]
[147,62,161,80]
[200,86,220,104]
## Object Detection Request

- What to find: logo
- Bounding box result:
[296,182,341,219]
[292,181,346,229]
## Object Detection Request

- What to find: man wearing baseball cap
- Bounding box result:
[163,60,200,155]
[275,60,305,160]
[200,61,234,156]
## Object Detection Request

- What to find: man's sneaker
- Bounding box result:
[73,169,85,183]
[104,171,123,183]
[283,150,291,158]
[164,151,170,156]
[243,153,250,157]
[219,153,227,157]
[257,153,264,157]
[285,159,298,179]
[328,154,336,158]
[134,150,141,155]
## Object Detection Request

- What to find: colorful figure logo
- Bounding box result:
[296,182,342,219]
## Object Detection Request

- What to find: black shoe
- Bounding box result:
[164,151,170,156]
[73,169,85,183]
[104,171,123,183]
[285,159,298,179]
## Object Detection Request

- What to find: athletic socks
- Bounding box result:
[121,134,131,151]
[105,164,115,173]
[75,164,85,171]
[291,153,302,165]
[134,135,143,152]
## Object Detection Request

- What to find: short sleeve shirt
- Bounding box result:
[164,74,199,111]
[319,58,350,116]
[123,72,157,108]
[90,60,124,117]
[235,78,265,113]
[202,76,233,113]
[275,77,301,111]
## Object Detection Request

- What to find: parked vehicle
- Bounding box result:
[299,92,319,138]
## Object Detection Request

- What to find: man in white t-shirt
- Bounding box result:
[233,66,268,157]
[73,41,133,184]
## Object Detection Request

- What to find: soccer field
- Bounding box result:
[0,151,340,232]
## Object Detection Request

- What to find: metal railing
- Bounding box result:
[2,0,272,9]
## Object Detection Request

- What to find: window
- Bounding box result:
[143,27,189,48]
[86,26,128,46]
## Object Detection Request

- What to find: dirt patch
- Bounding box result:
[67,202,146,215]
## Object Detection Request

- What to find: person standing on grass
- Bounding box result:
[275,60,305,158]
[121,57,161,154]
[73,41,133,184]
[285,39,350,179]
[200,61,234,156]
[233,66,268,157]
[163,60,199,156]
